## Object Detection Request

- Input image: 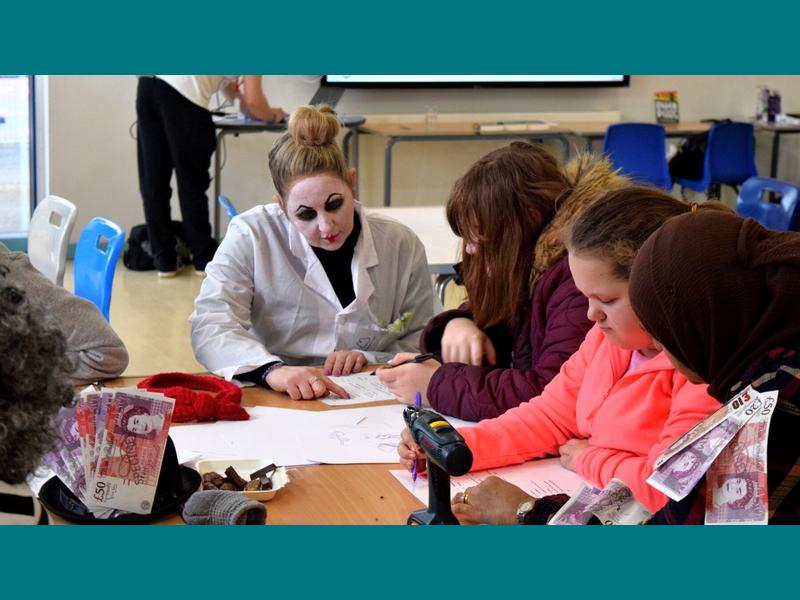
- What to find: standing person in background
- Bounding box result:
[379,144,627,421]
[136,75,287,277]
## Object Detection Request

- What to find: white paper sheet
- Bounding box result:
[169,406,318,466]
[301,404,476,463]
[300,404,407,463]
[170,403,477,467]
[321,372,397,406]
[390,458,587,504]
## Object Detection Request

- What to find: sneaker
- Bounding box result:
[157,270,177,278]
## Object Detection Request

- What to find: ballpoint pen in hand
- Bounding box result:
[411,391,422,486]
[370,352,435,375]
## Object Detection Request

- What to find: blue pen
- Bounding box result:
[411,391,422,486]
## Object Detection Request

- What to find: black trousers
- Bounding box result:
[136,77,218,271]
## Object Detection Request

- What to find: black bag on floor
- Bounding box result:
[123,221,193,271]
[668,118,732,182]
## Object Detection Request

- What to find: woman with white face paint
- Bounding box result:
[190,105,435,400]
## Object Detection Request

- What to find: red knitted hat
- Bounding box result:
[137,373,249,423]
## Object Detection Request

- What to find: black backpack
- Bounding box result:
[123,221,193,271]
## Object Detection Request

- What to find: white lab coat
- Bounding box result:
[190,202,436,380]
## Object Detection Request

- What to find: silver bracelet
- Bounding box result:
[262,361,286,387]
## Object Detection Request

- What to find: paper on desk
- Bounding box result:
[301,404,408,463]
[322,372,397,406]
[302,404,475,464]
[170,403,476,467]
[390,458,586,504]
[169,406,318,466]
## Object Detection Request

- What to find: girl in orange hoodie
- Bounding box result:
[398,186,722,524]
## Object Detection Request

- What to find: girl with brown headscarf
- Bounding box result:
[630,209,800,524]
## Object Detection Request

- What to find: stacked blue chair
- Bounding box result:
[736,176,799,231]
[27,195,78,286]
[74,217,126,321]
[678,121,757,199]
[603,123,671,190]
[218,195,238,220]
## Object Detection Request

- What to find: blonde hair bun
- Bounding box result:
[288,104,340,146]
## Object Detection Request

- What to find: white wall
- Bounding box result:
[46,75,800,241]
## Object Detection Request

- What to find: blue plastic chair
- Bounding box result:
[736,176,800,231]
[218,195,238,220]
[678,122,757,197]
[74,217,125,321]
[603,123,671,190]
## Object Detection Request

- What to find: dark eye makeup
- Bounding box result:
[294,193,345,221]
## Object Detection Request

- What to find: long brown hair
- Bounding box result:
[268,104,350,198]
[447,142,569,328]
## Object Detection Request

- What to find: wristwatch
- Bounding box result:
[516,498,537,524]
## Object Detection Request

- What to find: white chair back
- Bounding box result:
[28,195,78,286]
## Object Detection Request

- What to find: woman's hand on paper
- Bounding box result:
[397,426,426,473]
[558,438,589,472]
[451,476,534,525]
[441,318,497,366]
[376,353,440,404]
[265,366,349,400]
[323,350,367,377]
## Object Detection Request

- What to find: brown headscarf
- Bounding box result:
[629,210,800,402]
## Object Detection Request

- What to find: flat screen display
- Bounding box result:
[323,75,629,88]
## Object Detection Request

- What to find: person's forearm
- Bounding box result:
[240,76,277,121]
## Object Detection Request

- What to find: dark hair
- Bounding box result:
[446,142,569,328]
[567,186,692,280]
[0,286,75,484]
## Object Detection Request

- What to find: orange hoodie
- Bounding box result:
[458,325,719,512]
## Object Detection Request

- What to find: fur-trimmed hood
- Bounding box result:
[531,154,630,285]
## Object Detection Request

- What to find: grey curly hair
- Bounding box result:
[0,285,75,484]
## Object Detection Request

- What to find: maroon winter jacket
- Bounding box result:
[420,255,591,421]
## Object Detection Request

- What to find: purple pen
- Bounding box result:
[411,391,422,485]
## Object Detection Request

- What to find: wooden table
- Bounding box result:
[349,120,573,206]
[351,118,711,206]
[753,120,800,178]
[48,377,424,525]
[573,120,711,149]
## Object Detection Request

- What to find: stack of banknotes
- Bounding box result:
[549,478,653,525]
[647,385,778,525]
[43,387,175,518]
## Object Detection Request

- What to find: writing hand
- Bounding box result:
[397,427,426,473]
[376,357,440,404]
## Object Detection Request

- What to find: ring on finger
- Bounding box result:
[462,488,472,505]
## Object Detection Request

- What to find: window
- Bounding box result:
[0,75,35,237]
